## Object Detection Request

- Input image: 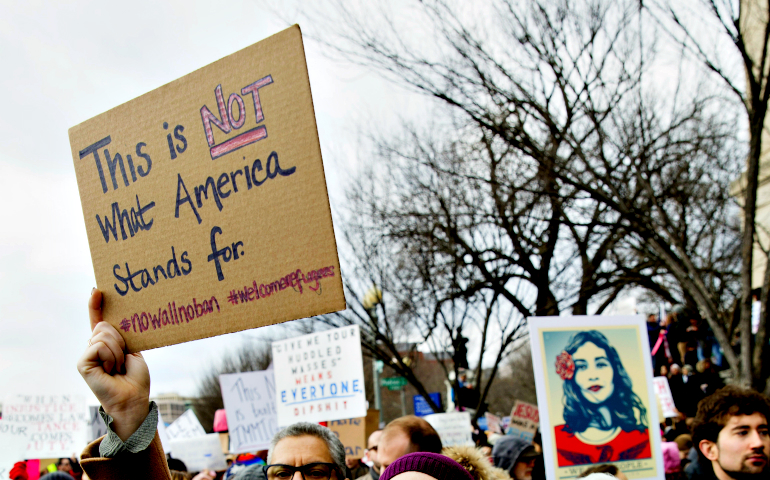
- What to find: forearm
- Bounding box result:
[98,401,159,457]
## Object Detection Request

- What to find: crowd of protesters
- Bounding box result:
[12,291,769,480]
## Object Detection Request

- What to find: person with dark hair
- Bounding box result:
[553,330,651,466]
[690,385,770,480]
[377,416,443,470]
[56,458,73,476]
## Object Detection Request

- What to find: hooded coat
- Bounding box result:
[442,445,511,480]
[491,437,534,476]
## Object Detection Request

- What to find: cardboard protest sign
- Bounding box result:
[530,316,663,480]
[272,325,366,425]
[219,370,280,453]
[328,417,366,459]
[364,409,379,438]
[166,409,206,440]
[3,395,89,458]
[0,421,32,480]
[424,412,473,447]
[652,377,679,419]
[507,400,539,441]
[168,434,229,472]
[68,25,345,352]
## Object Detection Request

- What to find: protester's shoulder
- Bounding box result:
[355,473,371,480]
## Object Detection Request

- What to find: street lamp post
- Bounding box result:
[363,286,383,426]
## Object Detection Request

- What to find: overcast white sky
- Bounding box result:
[0,0,435,404]
[0,0,681,410]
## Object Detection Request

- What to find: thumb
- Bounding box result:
[88,289,104,332]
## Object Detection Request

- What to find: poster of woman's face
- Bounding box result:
[529,316,663,480]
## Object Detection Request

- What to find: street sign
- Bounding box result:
[380,377,407,390]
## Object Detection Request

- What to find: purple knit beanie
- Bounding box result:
[380,452,475,480]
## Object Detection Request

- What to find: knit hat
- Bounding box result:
[380,452,475,480]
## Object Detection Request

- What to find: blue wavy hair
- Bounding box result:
[561,330,647,434]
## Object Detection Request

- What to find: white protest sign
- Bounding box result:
[0,422,31,479]
[653,377,679,419]
[166,409,206,440]
[3,394,89,458]
[168,433,228,472]
[219,370,280,453]
[158,410,172,454]
[484,412,502,434]
[424,412,473,447]
[272,325,366,425]
[88,406,108,442]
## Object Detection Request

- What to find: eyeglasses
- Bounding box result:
[264,463,342,480]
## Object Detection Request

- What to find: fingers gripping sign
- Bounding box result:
[77,289,151,441]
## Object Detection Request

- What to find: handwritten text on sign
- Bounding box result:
[69,25,345,352]
[219,370,280,453]
[3,395,88,459]
[272,325,366,425]
[424,412,473,447]
[165,409,207,441]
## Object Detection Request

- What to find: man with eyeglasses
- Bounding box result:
[256,422,348,480]
[75,289,351,480]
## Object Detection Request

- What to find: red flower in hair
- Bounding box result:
[555,351,575,380]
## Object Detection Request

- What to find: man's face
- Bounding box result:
[378,431,413,470]
[701,413,769,479]
[270,435,347,480]
[511,458,535,480]
[57,459,71,472]
[366,431,383,472]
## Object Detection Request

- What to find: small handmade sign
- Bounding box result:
[219,369,280,453]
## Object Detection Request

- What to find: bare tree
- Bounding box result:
[642,0,770,389]
[289,0,751,387]
[194,342,272,432]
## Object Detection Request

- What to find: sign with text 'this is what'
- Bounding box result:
[69,25,345,352]
[272,325,366,425]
